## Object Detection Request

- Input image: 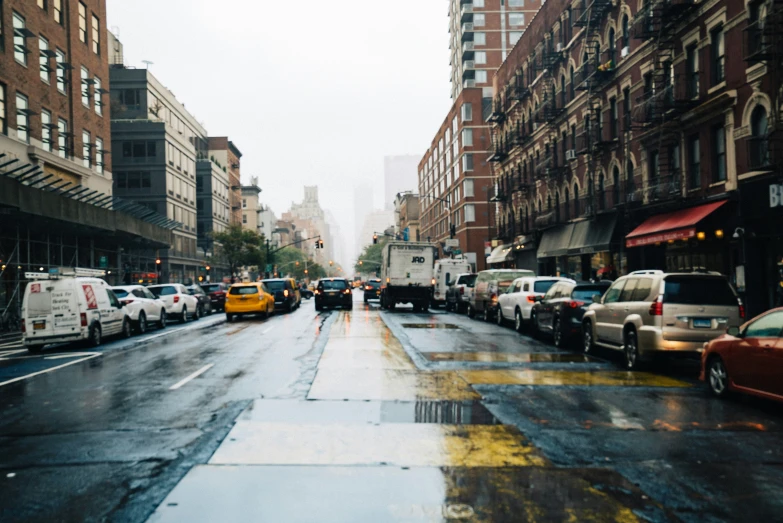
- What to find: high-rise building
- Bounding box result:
[448,0,536,100]
[353,183,374,255]
[358,210,395,254]
[384,155,419,211]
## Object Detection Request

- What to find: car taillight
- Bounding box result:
[80,313,88,327]
[459,287,464,295]
[491,294,498,303]
[21,320,26,333]
[365,286,372,290]
[315,290,321,295]
[568,300,585,309]
[284,289,289,297]
[216,291,225,297]
[432,278,437,286]
[526,295,537,303]
[649,295,663,316]
[174,295,180,303]
[121,299,134,306]
[344,289,352,295]
[739,301,745,320]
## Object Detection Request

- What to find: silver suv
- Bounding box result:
[582,270,743,369]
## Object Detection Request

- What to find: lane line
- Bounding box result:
[0,349,27,357]
[169,363,215,391]
[0,354,102,388]
[44,353,98,360]
[262,326,275,334]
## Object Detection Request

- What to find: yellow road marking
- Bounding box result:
[318,348,416,370]
[308,369,480,401]
[424,351,597,363]
[459,369,692,388]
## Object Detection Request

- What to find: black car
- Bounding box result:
[363,279,382,303]
[315,278,353,311]
[186,285,212,315]
[201,282,229,311]
[299,284,314,300]
[530,280,612,348]
[262,279,299,313]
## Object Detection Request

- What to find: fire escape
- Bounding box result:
[630,0,699,204]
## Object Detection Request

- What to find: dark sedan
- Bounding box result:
[315,278,353,311]
[363,279,382,303]
[201,282,229,311]
[531,280,612,349]
[185,284,212,316]
[262,279,298,313]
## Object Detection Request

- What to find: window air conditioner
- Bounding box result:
[556,42,563,52]
[565,150,576,161]
[621,46,629,58]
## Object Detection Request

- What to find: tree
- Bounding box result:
[212,225,265,282]
[354,238,387,274]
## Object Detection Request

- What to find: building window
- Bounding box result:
[474,32,486,46]
[53,0,63,24]
[474,51,487,64]
[94,76,103,115]
[91,15,100,54]
[608,28,616,64]
[95,137,104,174]
[560,75,566,108]
[598,174,606,210]
[78,2,87,43]
[119,89,141,108]
[573,183,580,215]
[711,26,725,85]
[713,125,726,182]
[474,14,485,26]
[57,118,68,158]
[475,70,487,83]
[461,102,473,122]
[39,37,51,83]
[688,134,700,188]
[15,93,29,143]
[509,13,525,26]
[609,97,618,139]
[649,149,660,184]
[462,129,473,147]
[81,67,90,107]
[509,0,524,6]
[626,160,634,190]
[13,12,28,66]
[622,87,631,131]
[509,32,522,45]
[569,67,575,99]
[242,198,247,209]
[749,106,769,169]
[122,140,157,159]
[0,84,5,136]
[463,154,474,172]
[613,166,620,205]
[621,15,629,51]
[41,109,52,151]
[38,0,47,9]
[464,204,476,222]
[82,131,91,168]
[474,0,485,7]
[686,44,699,98]
[242,214,247,224]
[56,49,67,93]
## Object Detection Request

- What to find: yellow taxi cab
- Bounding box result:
[225,282,275,322]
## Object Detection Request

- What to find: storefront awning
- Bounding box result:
[568,214,617,255]
[487,244,514,264]
[626,200,728,248]
[537,224,576,259]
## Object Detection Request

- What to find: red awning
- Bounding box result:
[626,201,728,248]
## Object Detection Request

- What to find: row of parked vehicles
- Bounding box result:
[20,268,309,351]
[442,268,783,403]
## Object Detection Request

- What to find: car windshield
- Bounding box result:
[229,286,259,295]
[367,281,381,289]
[321,280,348,290]
[201,285,221,293]
[572,286,609,301]
[149,286,177,297]
[112,289,130,298]
[491,271,534,282]
[264,281,286,291]
[533,280,559,293]
[663,277,737,305]
[460,275,477,287]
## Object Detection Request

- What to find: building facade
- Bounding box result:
[419,88,494,271]
[449,0,538,99]
[207,137,242,226]
[394,192,421,242]
[241,180,262,234]
[489,0,783,315]
[383,155,419,211]
[196,158,230,250]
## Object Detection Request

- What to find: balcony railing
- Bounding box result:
[488,139,508,162]
[534,154,569,180]
[488,98,506,123]
[460,3,473,22]
[572,0,614,28]
[533,99,563,124]
[632,77,698,126]
[631,0,697,40]
[743,21,775,64]
[645,172,682,202]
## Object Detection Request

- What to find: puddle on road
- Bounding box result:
[308,369,480,401]
[238,399,499,425]
[460,369,692,388]
[401,323,460,329]
[424,352,598,363]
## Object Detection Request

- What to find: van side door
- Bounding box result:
[104,287,125,335]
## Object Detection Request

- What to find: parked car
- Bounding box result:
[201,282,229,311]
[497,276,574,331]
[299,283,314,300]
[112,285,167,333]
[432,258,473,308]
[148,284,202,323]
[22,268,132,352]
[530,280,612,348]
[445,273,477,313]
[469,269,535,321]
[186,285,212,316]
[262,278,299,312]
[364,279,382,302]
[582,270,744,369]
[225,282,275,322]
[701,307,783,401]
[315,278,353,311]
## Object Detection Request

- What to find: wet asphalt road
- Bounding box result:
[1,293,782,522]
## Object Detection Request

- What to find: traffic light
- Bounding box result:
[373,234,378,245]
[450,223,456,239]
[319,239,325,249]
[329,260,334,266]
[315,240,320,249]
[206,265,211,271]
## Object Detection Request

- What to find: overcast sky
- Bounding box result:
[107,0,451,264]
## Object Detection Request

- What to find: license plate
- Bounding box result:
[693,318,711,329]
[33,320,46,331]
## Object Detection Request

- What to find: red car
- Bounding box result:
[701,307,783,401]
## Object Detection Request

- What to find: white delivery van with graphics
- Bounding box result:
[380,242,439,312]
[22,268,132,352]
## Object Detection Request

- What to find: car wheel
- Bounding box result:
[582,321,594,354]
[315,304,322,312]
[121,318,132,339]
[180,306,188,323]
[496,308,504,327]
[467,305,475,319]
[707,357,730,398]
[484,305,492,323]
[89,324,102,347]
[137,312,147,334]
[515,309,524,333]
[193,305,201,321]
[530,311,540,339]
[389,301,396,311]
[553,318,564,348]
[26,345,43,354]
[226,313,234,322]
[624,329,641,370]
[158,310,167,329]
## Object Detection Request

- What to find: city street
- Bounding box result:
[0,292,781,522]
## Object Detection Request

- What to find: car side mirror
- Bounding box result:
[591,294,602,304]
[727,326,741,337]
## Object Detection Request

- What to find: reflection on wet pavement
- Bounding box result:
[400,323,460,329]
[424,351,598,363]
[308,369,480,400]
[460,369,692,388]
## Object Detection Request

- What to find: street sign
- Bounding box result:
[99,256,108,268]
[445,239,460,248]
[453,249,462,255]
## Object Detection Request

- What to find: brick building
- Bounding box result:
[489,0,783,314]
[208,137,242,226]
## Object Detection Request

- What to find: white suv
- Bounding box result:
[112,285,167,333]
[497,276,574,331]
[148,284,201,323]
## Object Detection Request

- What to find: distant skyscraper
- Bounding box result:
[384,156,420,211]
[354,183,374,255]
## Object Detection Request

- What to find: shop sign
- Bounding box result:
[626,228,696,248]
[770,183,783,209]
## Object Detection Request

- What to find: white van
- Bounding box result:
[432,257,473,308]
[22,268,132,352]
